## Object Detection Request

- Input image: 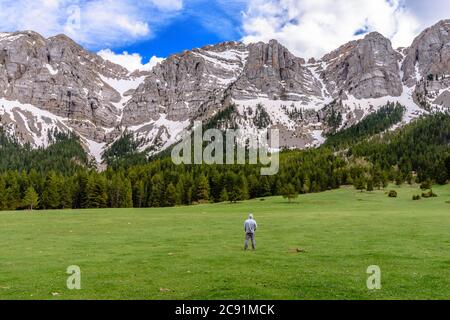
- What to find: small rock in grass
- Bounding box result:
[288,248,308,254]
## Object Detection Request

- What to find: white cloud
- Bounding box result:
[98,49,164,72]
[151,0,183,11]
[1,0,448,61]
[0,0,182,49]
[240,0,448,59]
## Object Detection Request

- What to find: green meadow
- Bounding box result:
[0,185,449,300]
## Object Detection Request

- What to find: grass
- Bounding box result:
[0,184,449,300]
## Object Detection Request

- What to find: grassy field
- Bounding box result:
[0,185,449,300]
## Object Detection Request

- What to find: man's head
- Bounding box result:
[248,214,254,220]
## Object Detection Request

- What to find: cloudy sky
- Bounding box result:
[0,0,448,71]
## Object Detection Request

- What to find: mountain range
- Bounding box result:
[1,20,450,162]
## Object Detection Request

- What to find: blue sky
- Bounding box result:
[114,1,244,60]
[0,0,448,71]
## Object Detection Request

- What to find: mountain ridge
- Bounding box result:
[1,21,449,163]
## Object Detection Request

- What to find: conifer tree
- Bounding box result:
[282,183,298,203]
[6,175,21,210]
[0,176,7,210]
[87,175,108,208]
[132,180,145,208]
[165,183,177,207]
[175,180,184,205]
[366,179,374,192]
[259,176,271,197]
[72,172,89,209]
[150,174,165,207]
[23,186,39,210]
[219,188,229,202]
[123,178,133,208]
[196,174,210,202]
[354,176,366,192]
[209,169,222,202]
[59,177,73,209]
[41,171,61,209]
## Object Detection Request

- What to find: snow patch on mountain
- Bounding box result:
[0,98,69,147]
[0,98,111,161]
[45,64,58,76]
[84,139,106,163]
[129,114,190,153]
[343,85,425,123]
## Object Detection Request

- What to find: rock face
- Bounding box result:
[122,41,249,126]
[122,39,330,151]
[402,20,450,86]
[1,21,450,162]
[401,20,450,111]
[322,32,403,99]
[230,40,322,101]
[0,31,145,159]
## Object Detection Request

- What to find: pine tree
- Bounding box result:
[435,161,448,185]
[0,176,7,210]
[132,180,145,208]
[225,172,240,203]
[23,186,39,210]
[150,174,165,207]
[123,178,133,208]
[238,176,250,200]
[208,168,222,202]
[395,172,403,186]
[41,171,61,209]
[108,175,121,208]
[373,164,383,190]
[303,176,311,194]
[259,176,271,197]
[87,175,108,208]
[219,188,229,202]
[354,176,366,192]
[175,180,184,205]
[73,172,89,209]
[196,174,210,202]
[247,175,259,198]
[59,177,73,209]
[165,183,177,207]
[6,175,21,210]
[366,179,374,192]
[381,173,389,189]
[281,183,298,203]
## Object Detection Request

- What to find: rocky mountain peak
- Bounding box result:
[402,19,450,87]
[322,30,402,99]
[0,31,143,160]
[400,20,450,110]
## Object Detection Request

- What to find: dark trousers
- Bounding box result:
[244,233,256,250]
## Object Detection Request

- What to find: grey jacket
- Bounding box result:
[244,219,258,234]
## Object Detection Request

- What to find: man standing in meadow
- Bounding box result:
[244,214,258,250]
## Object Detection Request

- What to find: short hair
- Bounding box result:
[249,214,254,220]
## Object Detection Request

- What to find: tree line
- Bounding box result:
[0,106,448,211]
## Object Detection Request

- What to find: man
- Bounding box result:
[244,214,258,250]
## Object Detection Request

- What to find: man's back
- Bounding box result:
[244,218,257,234]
